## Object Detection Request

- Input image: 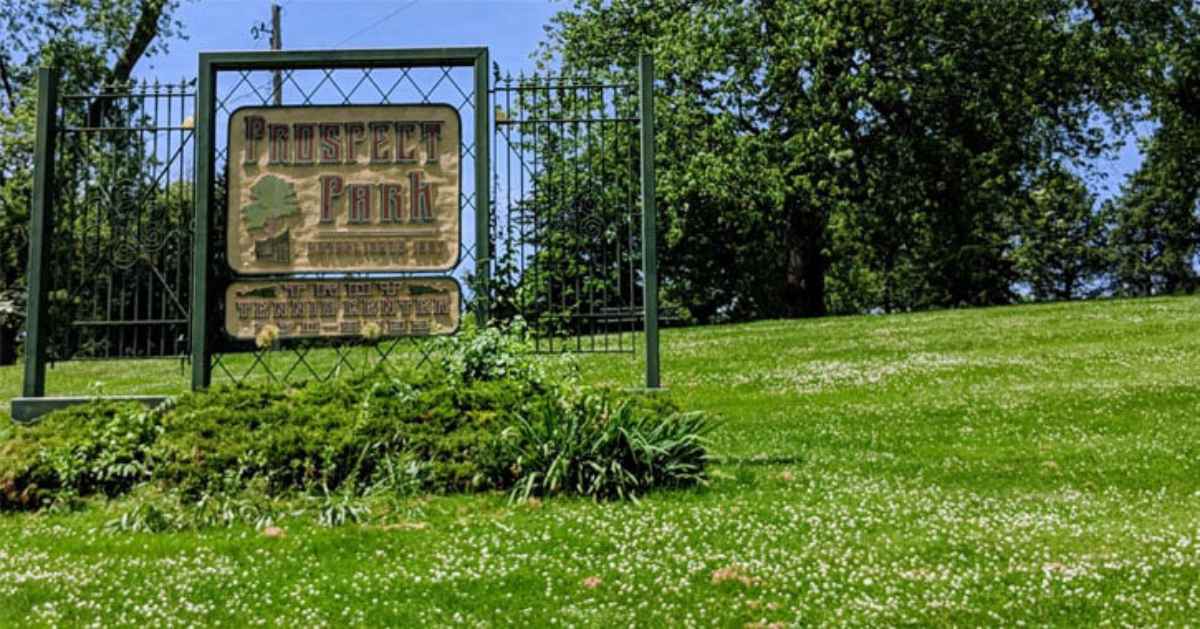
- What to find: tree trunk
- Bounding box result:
[781,200,827,317]
[0,325,14,366]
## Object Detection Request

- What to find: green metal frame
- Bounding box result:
[12,396,168,423]
[191,47,491,390]
[22,68,60,399]
[639,54,660,389]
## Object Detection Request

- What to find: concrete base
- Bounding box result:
[10,396,170,423]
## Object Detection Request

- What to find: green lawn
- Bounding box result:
[3,296,1200,626]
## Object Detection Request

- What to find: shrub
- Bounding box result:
[0,324,711,518]
[435,317,571,387]
[500,389,710,501]
[1,401,160,510]
[151,368,519,499]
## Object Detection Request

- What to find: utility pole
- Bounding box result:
[251,4,283,105]
[270,3,282,105]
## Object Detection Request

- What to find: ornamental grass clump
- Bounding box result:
[500,389,710,501]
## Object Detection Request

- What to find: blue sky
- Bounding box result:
[135,0,561,80]
[134,0,1146,200]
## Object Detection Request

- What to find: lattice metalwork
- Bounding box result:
[21,50,656,403]
[491,71,644,353]
[202,54,484,387]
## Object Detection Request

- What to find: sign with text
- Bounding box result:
[227,105,461,274]
[224,278,461,340]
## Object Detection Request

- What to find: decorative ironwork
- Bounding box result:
[42,78,197,366]
[20,49,659,402]
[490,71,645,354]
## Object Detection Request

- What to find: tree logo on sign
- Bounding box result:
[243,174,299,234]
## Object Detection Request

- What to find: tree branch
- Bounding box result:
[1088,0,1106,27]
[87,0,168,126]
[0,53,16,113]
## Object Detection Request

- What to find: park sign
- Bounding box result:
[223,104,462,340]
[227,105,461,273]
[224,278,461,341]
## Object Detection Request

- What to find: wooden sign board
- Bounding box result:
[224,278,460,340]
[226,105,461,274]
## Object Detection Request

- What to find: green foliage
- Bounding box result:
[502,389,708,502]
[1013,167,1108,301]
[433,317,564,385]
[0,401,160,510]
[0,0,184,327]
[242,175,300,232]
[315,491,370,528]
[105,500,178,534]
[537,0,1200,316]
[1105,119,1200,296]
[150,368,517,499]
[0,326,708,517]
[1095,7,1200,297]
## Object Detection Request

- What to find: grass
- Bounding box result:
[2,295,1200,626]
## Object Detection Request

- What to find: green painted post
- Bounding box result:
[639,54,660,389]
[22,68,60,398]
[474,48,491,327]
[191,57,215,390]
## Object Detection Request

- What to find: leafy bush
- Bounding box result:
[152,368,517,499]
[500,389,709,501]
[1,401,160,510]
[0,324,711,519]
[435,317,572,387]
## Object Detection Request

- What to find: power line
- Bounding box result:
[330,0,420,49]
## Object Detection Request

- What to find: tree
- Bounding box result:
[0,0,184,363]
[1105,120,1200,296]
[1094,2,1200,296]
[1013,167,1108,301]
[538,0,1135,319]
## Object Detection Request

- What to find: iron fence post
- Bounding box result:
[639,54,660,389]
[191,56,215,389]
[474,48,491,327]
[22,67,60,398]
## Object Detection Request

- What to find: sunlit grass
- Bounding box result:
[3,295,1199,625]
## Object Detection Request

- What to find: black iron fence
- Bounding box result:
[490,71,645,353]
[46,78,196,363]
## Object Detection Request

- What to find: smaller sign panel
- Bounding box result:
[224,278,460,340]
[227,105,461,274]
